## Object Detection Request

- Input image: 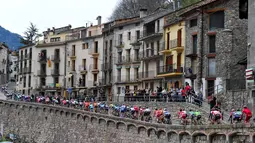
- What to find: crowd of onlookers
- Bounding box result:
[124,82,204,107]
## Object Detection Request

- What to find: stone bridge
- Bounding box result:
[0,100,255,143]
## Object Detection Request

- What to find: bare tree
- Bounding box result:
[20,22,42,45]
[109,0,171,20]
[109,0,201,20]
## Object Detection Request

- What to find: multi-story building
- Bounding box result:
[158,18,185,89]
[139,10,167,93]
[111,17,143,101]
[182,0,248,97]
[66,16,104,98]
[33,25,84,96]
[17,45,34,94]
[8,52,18,82]
[0,43,8,85]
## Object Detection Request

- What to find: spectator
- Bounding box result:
[181,87,186,102]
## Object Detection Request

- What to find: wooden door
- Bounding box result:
[177,29,182,47]
[167,32,170,50]
[177,53,181,72]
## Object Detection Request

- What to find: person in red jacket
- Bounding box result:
[242,106,252,123]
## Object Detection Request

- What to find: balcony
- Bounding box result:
[141,49,162,61]
[130,36,142,47]
[51,69,60,76]
[115,74,142,84]
[132,55,141,63]
[51,55,60,62]
[90,64,99,74]
[185,68,197,79]
[157,64,183,77]
[37,56,47,63]
[186,50,198,58]
[69,51,76,59]
[99,78,112,86]
[79,65,87,74]
[139,30,163,41]
[37,70,46,77]
[115,40,124,48]
[68,66,76,73]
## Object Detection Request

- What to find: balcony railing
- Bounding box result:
[79,65,87,72]
[140,29,163,40]
[37,70,46,76]
[143,70,157,79]
[51,69,60,76]
[170,38,182,49]
[130,36,142,45]
[115,40,124,48]
[51,55,60,62]
[158,64,184,75]
[115,73,142,83]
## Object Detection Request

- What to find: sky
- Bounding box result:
[0,0,118,35]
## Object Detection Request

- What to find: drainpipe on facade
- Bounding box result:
[63,42,67,97]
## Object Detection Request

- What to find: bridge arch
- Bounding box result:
[116,121,126,130]
[147,127,157,137]
[208,132,227,143]
[76,114,82,120]
[98,118,107,126]
[127,124,137,132]
[90,116,98,124]
[228,131,251,143]
[167,131,179,142]
[137,126,147,135]
[107,120,116,128]
[157,129,166,139]
[179,131,192,143]
[192,131,207,143]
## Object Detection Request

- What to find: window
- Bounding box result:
[136,30,140,40]
[93,74,97,82]
[68,61,70,67]
[239,0,248,19]
[82,43,85,49]
[209,35,216,53]
[209,11,224,29]
[208,58,216,77]
[50,37,60,42]
[134,68,139,79]
[192,35,198,54]
[128,32,131,40]
[109,40,112,52]
[117,69,121,81]
[94,41,98,53]
[82,59,86,69]
[89,31,92,36]
[126,68,130,81]
[28,75,31,87]
[119,34,123,45]
[190,19,197,27]
[157,20,160,32]
[72,45,76,56]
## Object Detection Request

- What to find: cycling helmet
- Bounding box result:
[164,108,167,111]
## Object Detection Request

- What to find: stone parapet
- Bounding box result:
[0,100,254,143]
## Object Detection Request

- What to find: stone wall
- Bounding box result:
[184,0,248,91]
[216,90,248,112]
[0,100,255,143]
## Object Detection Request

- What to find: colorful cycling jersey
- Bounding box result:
[145,108,151,112]
[130,107,135,111]
[164,111,170,115]
[233,111,242,118]
[89,104,94,109]
[194,112,201,116]
[189,111,195,116]
[120,105,126,112]
[211,111,221,115]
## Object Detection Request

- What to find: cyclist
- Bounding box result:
[242,106,252,124]
[194,110,202,124]
[178,109,188,125]
[163,108,171,124]
[210,108,222,124]
[188,109,195,124]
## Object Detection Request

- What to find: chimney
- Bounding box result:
[140,9,147,18]
[86,23,88,27]
[91,23,93,27]
[97,16,102,25]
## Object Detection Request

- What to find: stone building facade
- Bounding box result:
[182,0,247,97]
[0,43,8,85]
